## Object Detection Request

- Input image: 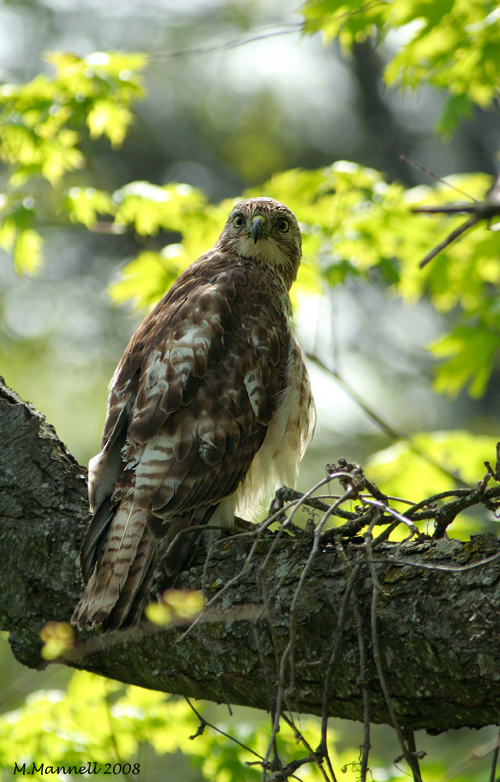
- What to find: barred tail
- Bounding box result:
[71,500,217,631]
[71,500,160,631]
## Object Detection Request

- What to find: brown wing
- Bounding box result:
[114,256,286,514]
[73,252,289,628]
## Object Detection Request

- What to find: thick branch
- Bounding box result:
[1,377,500,734]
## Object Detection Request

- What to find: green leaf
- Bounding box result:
[0,50,146,186]
[109,249,182,309]
[113,181,206,236]
[62,187,114,227]
[13,228,43,275]
[324,258,360,286]
[301,0,500,134]
[430,325,500,398]
[87,100,133,147]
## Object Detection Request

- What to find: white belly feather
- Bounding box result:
[233,336,314,519]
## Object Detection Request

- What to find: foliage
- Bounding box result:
[1,32,499,401]
[145,588,205,626]
[0,671,377,781]
[0,51,145,185]
[40,622,75,661]
[0,668,487,781]
[301,0,500,134]
[0,51,145,276]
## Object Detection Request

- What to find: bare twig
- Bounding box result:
[177,498,304,643]
[306,353,468,488]
[361,497,418,537]
[432,473,493,538]
[284,477,363,693]
[257,477,350,781]
[365,549,500,574]
[447,729,500,780]
[490,727,500,782]
[351,587,371,782]
[418,216,479,268]
[185,698,264,762]
[148,25,302,61]
[411,172,500,267]
[261,469,365,782]
[318,561,361,781]
[281,714,330,782]
[365,525,423,782]
[400,155,478,202]
[280,479,500,543]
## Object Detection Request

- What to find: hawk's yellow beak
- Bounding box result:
[251,215,265,243]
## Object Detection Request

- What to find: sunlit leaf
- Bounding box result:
[430,325,500,398]
[109,249,181,309]
[87,100,133,147]
[0,50,146,186]
[13,229,43,276]
[62,186,114,227]
[146,589,204,626]
[302,0,500,133]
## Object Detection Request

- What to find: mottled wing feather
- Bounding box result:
[83,253,288,576]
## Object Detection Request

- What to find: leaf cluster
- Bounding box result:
[0,671,376,781]
[0,22,499,400]
[89,162,500,400]
[301,0,500,133]
[0,51,145,274]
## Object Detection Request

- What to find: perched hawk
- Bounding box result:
[72,197,314,631]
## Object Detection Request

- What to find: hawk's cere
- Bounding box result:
[71,197,315,631]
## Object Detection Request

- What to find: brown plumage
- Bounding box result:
[71,197,314,631]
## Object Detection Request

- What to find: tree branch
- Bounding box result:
[2,377,500,735]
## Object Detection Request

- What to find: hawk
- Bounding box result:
[72,197,314,631]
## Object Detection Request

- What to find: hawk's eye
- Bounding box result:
[233,214,245,229]
[276,218,289,233]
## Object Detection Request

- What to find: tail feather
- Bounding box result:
[71,501,218,631]
[72,500,155,630]
[107,543,160,630]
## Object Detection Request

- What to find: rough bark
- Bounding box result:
[1,376,500,735]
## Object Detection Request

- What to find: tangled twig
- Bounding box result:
[411,172,500,268]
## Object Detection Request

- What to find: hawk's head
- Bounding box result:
[217,197,301,289]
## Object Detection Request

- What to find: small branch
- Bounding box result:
[281,714,331,782]
[185,698,264,762]
[412,172,500,267]
[400,155,479,202]
[306,354,468,488]
[365,525,423,782]
[351,587,371,782]
[361,497,418,537]
[283,477,363,692]
[432,473,492,538]
[490,728,500,782]
[148,25,302,61]
[418,216,479,268]
[319,561,361,781]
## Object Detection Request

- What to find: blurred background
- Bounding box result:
[2,0,499,471]
[1,0,500,779]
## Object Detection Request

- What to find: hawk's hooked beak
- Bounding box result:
[251,215,265,244]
